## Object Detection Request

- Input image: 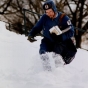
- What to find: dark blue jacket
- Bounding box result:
[29,12,74,42]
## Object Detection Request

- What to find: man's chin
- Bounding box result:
[50,16,53,18]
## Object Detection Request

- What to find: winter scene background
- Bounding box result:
[0,21,88,88]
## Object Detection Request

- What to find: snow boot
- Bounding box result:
[63,55,75,64]
[52,53,65,67]
[40,53,51,71]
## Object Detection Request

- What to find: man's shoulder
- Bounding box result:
[41,14,48,18]
[57,12,72,26]
[39,14,48,23]
[60,14,70,24]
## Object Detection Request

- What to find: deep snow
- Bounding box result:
[0,21,88,88]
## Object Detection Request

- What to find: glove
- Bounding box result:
[50,33,62,43]
[27,35,37,42]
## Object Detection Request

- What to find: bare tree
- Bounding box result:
[0,0,88,48]
[57,0,88,48]
[0,0,44,34]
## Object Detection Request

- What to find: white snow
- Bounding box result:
[0,21,88,88]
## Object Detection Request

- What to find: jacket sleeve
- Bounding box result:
[28,15,46,37]
[60,15,74,41]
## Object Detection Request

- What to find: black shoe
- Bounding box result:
[63,56,75,64]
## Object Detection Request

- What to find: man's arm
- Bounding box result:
[28,15,46,42]
[28,14,46,37]
[60,15,74,41]
[50,15,74,43]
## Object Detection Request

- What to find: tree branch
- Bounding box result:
[0,0,12,14]
[65,0,74,15]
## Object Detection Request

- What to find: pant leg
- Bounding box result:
[39,38,54,54]
[53,43,64,55]
[39,38,53,71]
[53,42,74,64]
[53,40,77,64]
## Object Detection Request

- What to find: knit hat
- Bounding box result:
[43,1,57,13]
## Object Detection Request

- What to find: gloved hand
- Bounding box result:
[50,33,62,43]
[27,35,37,42]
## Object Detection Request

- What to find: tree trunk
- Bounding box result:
[76,0,85,48]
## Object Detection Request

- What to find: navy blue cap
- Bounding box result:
[43,1,57,13]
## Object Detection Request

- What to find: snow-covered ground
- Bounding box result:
[0,21,88,88]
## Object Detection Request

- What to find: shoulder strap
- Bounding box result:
[59,13,66,24]
[58,13,71,33]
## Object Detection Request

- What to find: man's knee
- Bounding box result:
[39,50,46,54]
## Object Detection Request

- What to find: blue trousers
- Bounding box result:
[39,37,77,63]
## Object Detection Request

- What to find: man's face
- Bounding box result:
[45,9,55,19]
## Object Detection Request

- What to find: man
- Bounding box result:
[28,1,77,70]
